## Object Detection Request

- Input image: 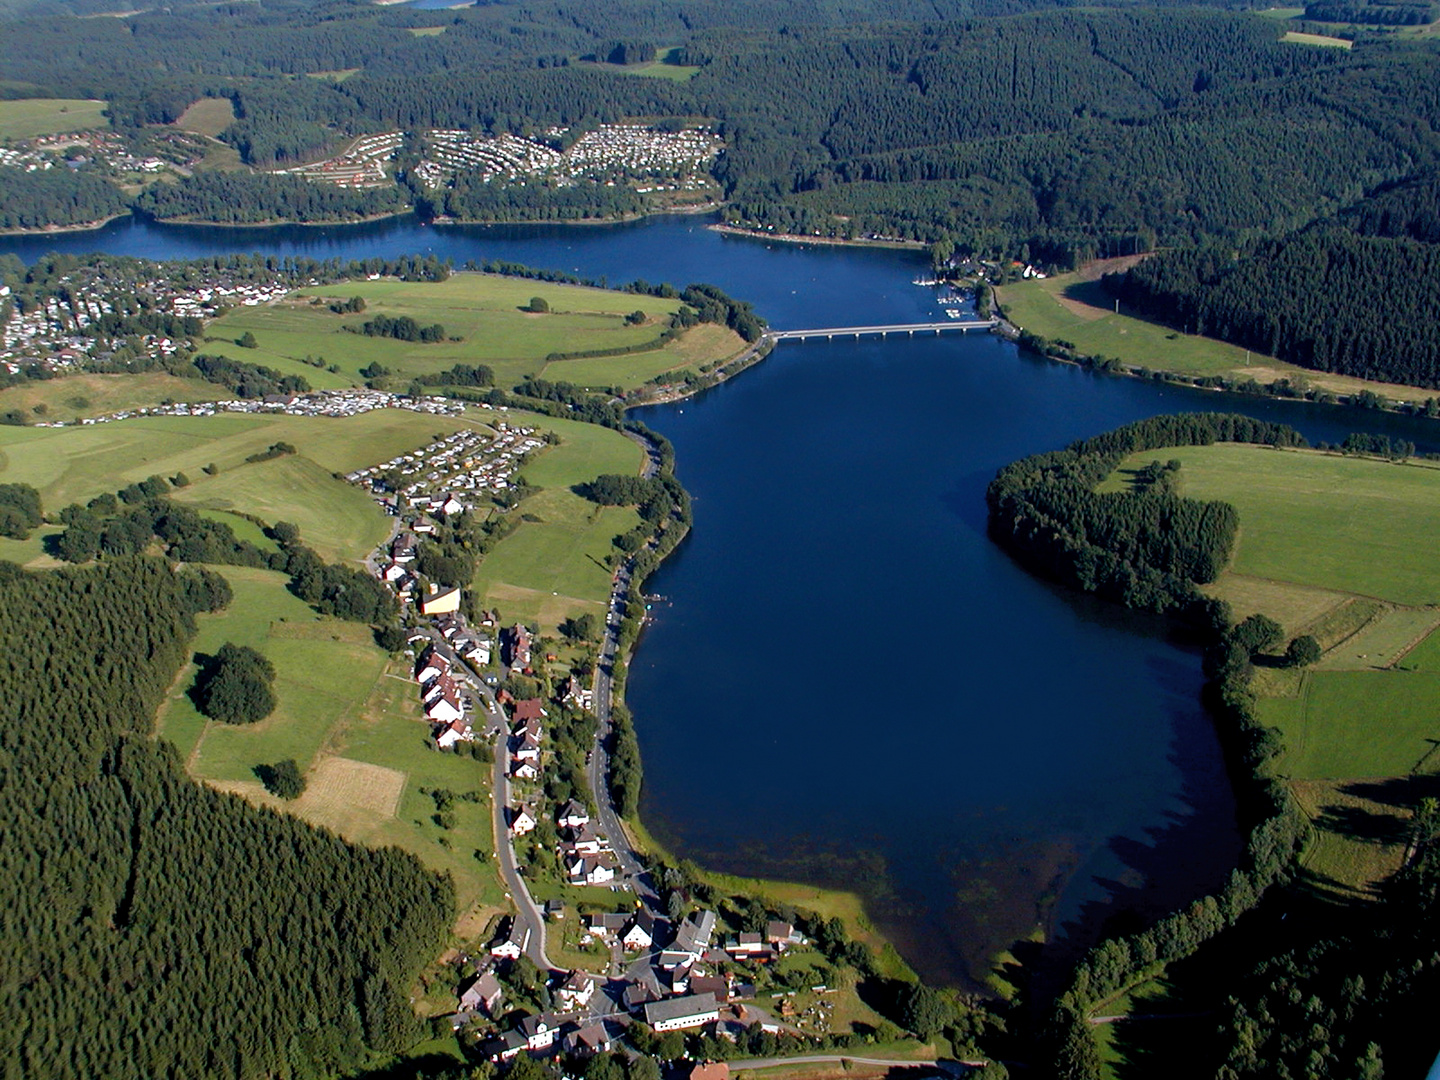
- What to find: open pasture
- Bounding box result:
[1106,444,1440,606]
[0,372,220,424]
[204,272,722,390]
[471,412,643,630]
[0,98,108,139]
[172,97,235,137]
[1261,669,1440,779]
[0,408,467,558]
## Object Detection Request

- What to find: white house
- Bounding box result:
[509,804,537,835]
[490,923,529,960]
[435,719,469,749]
[642,992,719,1032]
[558,798,590,829]
[556,971,596,1011]
[511,758,540,781]
[622,911,657,951]
[568,852,617,885]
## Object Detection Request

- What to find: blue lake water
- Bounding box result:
[7,213,1437,987]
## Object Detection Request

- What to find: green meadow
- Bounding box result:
[203,272,739,391]
[472,412,644,631]
[158,565,505,928]
[0,408,474,561]
[1103,442,1440,898]
[0,98,108,139]
[1105,444,1440,606]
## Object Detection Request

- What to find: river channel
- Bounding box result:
[7,212,1438,989]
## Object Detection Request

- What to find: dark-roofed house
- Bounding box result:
[622,909,658,951]
[689,975,728,1003]
[765,921,803,946]
[490,921,529,960]
[556,970,596,1011]
[586,912,629,939]
[518,1013,560,1051]
[558,798,590,829]
[512,698,546,724]
[563,1022,613,1056]
[643,992,719,1032]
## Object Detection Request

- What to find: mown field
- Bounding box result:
[203,272,743,392]
[172,96,235,138]
[471,412,643,632]
[157,565,506,931]
[996,262,1431,404]
[1104,444,1440,606]
[0,407,475,562]
[1103,442,1440,899]
[0,372,226,424]
[0,97,108,139]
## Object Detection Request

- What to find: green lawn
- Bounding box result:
[1104,445,1440,606]
[173,97,235,138]
[158,565,507,928]
[203,272,724,391]
[0,373,222,424]
[1263,670,1440,779]
[0,409,469,560]
[472,413,643,631]
[0,98,108,139]
[997,270,1297,378]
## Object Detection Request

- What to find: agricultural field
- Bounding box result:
[1103,442,1440,898]
[471,413,643,631]
[203,272,741,391]
[1105,444,1440,606]
[996,260,1432,405]
[0,97,108,139]
[0,407,474,560]
[0,372,221,425]
[157,565,506,931]
[1281,29,1353,46]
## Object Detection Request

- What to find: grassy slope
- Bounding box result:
[173,97,235,138]
[203,273,735,391]
[0,98,108,139]
[0,373,222,424]
[0,408,472,561]
[157,565,505,930]
[1103,443,1440,898]
[472,412,643,632]
[996,262,1433,405]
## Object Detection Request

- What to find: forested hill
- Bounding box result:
[0,2,1436,257]
[0,557,452,1079]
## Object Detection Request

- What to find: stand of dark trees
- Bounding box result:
[348,313,446,342]
[138,171,409,225]
[192,353,311,398]
[1107,224,1440,389]
[0,165,128,230]
[0,482,41,539]
[0,555,451,1078]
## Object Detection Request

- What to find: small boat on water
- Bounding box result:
[912,275,938,286]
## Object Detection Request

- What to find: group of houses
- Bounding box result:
[461,907,806,1063]
[289,123,722,195]
[414,640,474,749]
[61,388,463,431]
[346,423,548,514]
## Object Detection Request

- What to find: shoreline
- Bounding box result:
[709,222,927,251]
[0,211,132,237]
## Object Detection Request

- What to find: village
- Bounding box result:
[0,258,297,371]
[24,387,465,429]
[0,128,169,178]
[342,416,868,1075]
[285,123,722,197]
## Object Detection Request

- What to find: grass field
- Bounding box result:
[158,566,507,929]
[1104,445,1440,606]
[1281,29,1353,46]
[0,98,108,139]
[579,48,701,80]
[0,407,471,560]
[173,97,235,137]
[0,372,222,424]
[472,413,643,631]
[202,272,734,391]
[996,260,1432,404]
[1101,441,1440,901]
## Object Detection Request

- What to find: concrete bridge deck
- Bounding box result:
[768,318,997,341]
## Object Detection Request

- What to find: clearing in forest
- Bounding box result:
[0,98,108,139]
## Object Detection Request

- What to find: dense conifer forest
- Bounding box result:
[0,555,452,1079]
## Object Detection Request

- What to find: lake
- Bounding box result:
[6,213,1435,988]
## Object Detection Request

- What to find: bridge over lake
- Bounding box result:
[768,318,997,342]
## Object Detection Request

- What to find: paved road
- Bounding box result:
[417,625,557,971]
[725,1054,963,1073]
